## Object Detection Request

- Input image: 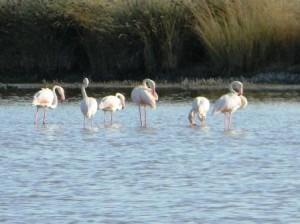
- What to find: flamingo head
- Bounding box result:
[83,78,89,88]
[57,86,65,101]
[143,78,158,101]
[230,81,243,95]
[53,85,65,101]
[240,95,248,109]
[199,114,206,122]
[116,93,126,109]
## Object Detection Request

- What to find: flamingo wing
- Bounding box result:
[99,96,121,111]
[212,94,228,114]
[131,87,156,108]
[32,88,54,107]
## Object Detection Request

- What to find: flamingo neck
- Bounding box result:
[50,86,58,109]
[142,79,149,88]
[143,79,158,100]
[116,93,125,109]
[81,85,88,99]
[229,86,237,95]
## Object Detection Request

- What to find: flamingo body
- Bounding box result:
[99,93,125,125]
[131,86,157,108]
[99,94,125,112]
[80,98,98,119]
[212,93,243,114]
[33,88,55,108]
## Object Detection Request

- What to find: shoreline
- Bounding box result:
[2,82,300,92]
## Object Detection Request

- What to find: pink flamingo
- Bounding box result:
[99,93,126,125]
[212,81,247,131]
[188,97,210,127]
[131,79,158,127]
[32,85,65,125]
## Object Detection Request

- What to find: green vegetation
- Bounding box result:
[1,0,300,82]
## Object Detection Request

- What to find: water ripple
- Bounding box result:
[0,100,299,223]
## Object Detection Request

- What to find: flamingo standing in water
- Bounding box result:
[32,85,65,125]
[99,93,126,125]
[131,78,158,127]
[212,81,248,131]
[188,97,210,127]
[80,78,97,128]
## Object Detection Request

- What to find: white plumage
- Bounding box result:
[99,93,125,125]
[188,97,210,126]
[80,78,97,127]
[131,79,158,127]
[32,85,65,124]
[212,81,247,131]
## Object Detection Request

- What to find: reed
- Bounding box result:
[1,0,300,82]
[187,0,300,74]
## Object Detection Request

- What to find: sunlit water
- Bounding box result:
[0,92,300,223]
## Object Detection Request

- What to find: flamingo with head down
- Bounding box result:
[32,85,65,125]
[188,97,210,127]
[212,81,247,131]
[131,78,158,127]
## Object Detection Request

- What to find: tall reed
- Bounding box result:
[1,0,300,82]
[112,0,189,75]
[187,0,300,74]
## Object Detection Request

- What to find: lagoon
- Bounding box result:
[0,90,299,223]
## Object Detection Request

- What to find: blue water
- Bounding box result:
[0,95,300,223]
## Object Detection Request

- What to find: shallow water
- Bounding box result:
[0,92,300,223]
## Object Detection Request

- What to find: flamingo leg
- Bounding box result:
[42,109,46,125]
[139,105,143,127]
[110,111,113,125]
[228,113,232,130]
[34,107,39,125]
[224,113,226,131]
[104,111,106,125]
[83,116,86,128]
[227,113,231,131]
[91,117,93,128]
[224,113,228,131]
[144,106,147,127]
[226,113,230,131]
[202,119,206,127]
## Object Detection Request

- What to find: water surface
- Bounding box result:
[0,91,299,223]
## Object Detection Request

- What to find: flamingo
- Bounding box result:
[188,97,210,127]
[131,78,158,127]
[32,85,65,125]
[212,81,248,131]
[80,78,98,128]
[99,93,125,125]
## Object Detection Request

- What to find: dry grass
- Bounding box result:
[187,0,300,73]
[1,0,300,81]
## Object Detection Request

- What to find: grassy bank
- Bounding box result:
[3,74,300,92]
[1,0,300,82]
